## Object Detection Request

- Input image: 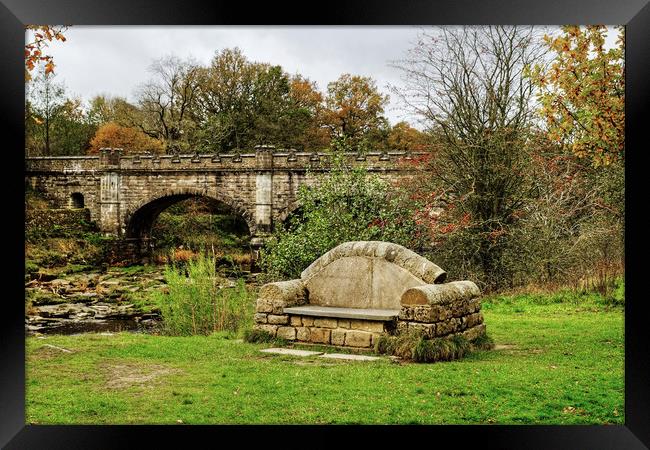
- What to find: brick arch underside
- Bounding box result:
[124,189,255,241]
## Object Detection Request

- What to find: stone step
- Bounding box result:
[259,347,382,361]
[260,348,323,357]
[319,353,381,361]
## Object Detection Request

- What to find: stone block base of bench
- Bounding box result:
[396,303,486,340]
[253,311,397,348]
[253,308,486,349]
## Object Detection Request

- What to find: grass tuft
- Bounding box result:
[470,332,495,350]
[242,329,287,346]
[376,330,490,363]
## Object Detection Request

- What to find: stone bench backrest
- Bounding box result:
[299,241,447,310]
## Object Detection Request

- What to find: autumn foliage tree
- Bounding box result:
[322,74,390,151]
[88,122,165,154]
[528,26,624,167]
[25,25,68,81]
[87,95,142,128]
[282,76,330,150]
[526,26,625,291]
[387,121,431,153]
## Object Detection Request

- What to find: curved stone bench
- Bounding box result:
[253,241,486,348]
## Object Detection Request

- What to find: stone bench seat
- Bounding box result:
[283,305,399,321]
[253,241,487,349]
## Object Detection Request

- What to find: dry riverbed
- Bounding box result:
[25,266,167,335]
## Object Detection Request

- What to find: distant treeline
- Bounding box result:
[25,48,430,156]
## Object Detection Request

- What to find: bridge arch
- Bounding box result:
[276,200,303,226]
[123,188,256,246]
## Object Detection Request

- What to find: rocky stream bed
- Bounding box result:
[25,267,168,335]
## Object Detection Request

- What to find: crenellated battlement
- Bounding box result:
[26,147,422,173]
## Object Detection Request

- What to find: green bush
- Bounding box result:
[259,143,423,280]
[469,332,495,351]
[25,260,39,274]
[154,254,255,336]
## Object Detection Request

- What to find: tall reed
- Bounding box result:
[155,253,254,336]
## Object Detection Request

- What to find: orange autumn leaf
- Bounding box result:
[529,25,624,167]
[24,25,68,80]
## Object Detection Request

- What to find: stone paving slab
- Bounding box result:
[260,348,324,357]
[319,353,381,361]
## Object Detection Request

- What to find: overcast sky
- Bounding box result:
[28,26,620,128]
[31,26,427,126]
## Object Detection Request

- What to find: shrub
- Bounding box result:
[87,122,165,154]
[172,248,199,264]
[154,254,255,336]
[259,142,423,280]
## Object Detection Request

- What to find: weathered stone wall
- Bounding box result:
[25,171,101,222]
[25,208,93,236]
[254,313,393,348]
[398,300,485,341]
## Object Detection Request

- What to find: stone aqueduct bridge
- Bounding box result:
[25,146,425,259]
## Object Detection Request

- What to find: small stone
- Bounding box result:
[309,328,331,344]
[271,301,287,315]
[254,313,268,324]
[296,327,310,341]
[397,321,409,333]
[435,319,458,336]
[413,305,449,322]
[277,326,296,340]
[344,330,372,348]
[465,312,483,328]
[398,306,414,321]
[256,299,273,313]
[267,314,289,325]
[462,323,487,341]
[468,298,482,314]
[290,316,302,326]
[314,318,337,328]
[256,324,278,336]
[331,329,346,346]
[408,322,437,338]
[349,319,384,333]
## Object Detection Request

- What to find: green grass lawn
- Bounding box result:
[26,296,624,425]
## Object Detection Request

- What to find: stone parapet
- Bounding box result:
[26,151,427,174]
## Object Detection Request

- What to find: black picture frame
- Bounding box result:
[2,0,648,448]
